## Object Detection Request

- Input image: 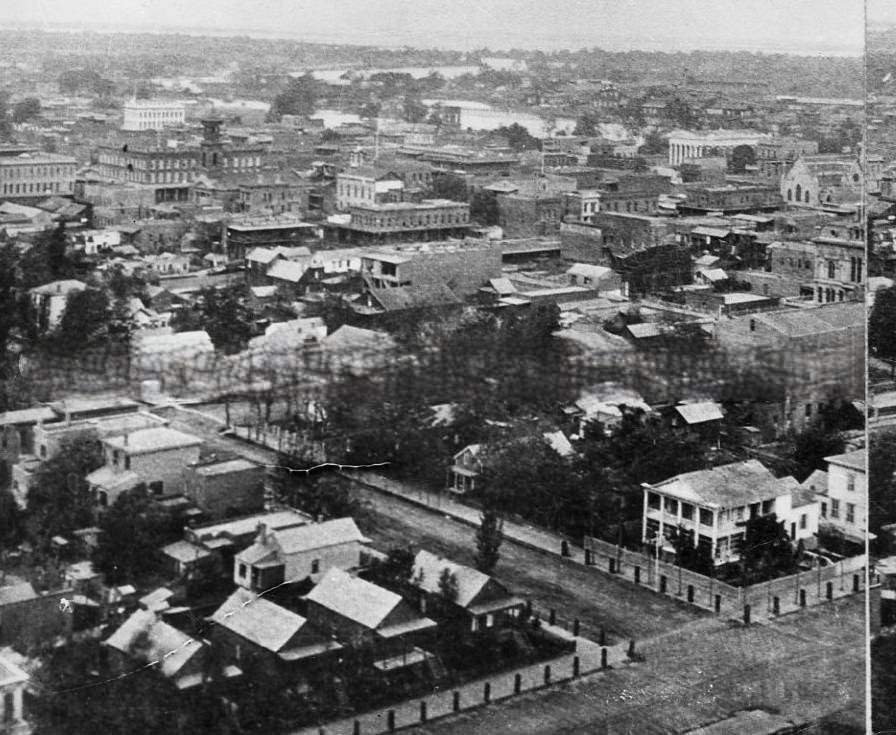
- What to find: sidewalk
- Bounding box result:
[291,630,629,735]
[344,471,583,564]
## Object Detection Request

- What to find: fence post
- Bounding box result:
[601,647,608,669]
[799,589,806,607]
[773,596,780,615]
[544,664,551,684]
[514,673,522,694]
[687,584,694,603]
[714,594,721,614]
[584,549,592,565]
[353,720,360,735]
[573,656,580,677]
[599,627,606,646]
[453,691,460,712]
[628,639,636,658]
[743,604,751,626]
[826,581,833,600]
[387,710,395,731]
[817,566,822,597]
[573,618,580,637]
[853,574,860,594]
[420,701,427,723]
[483,682,491,703]
[634,565,640,584]
[549,609,556,626]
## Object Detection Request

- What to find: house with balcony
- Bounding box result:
[642,459,819,565]
[233,517,370,592]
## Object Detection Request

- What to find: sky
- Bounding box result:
[3,0,866,56]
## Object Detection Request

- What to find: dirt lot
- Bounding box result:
[407,596,864,734]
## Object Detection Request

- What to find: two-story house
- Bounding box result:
[86,426,203,508]
[816,448,866,546]
[642,460,819,565]
[233,517,370,592]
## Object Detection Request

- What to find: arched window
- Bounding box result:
[795,184,802,201]
[804,189,810,203]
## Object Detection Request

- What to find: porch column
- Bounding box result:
[711,510,719,561]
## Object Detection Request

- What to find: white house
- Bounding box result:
[28,280,87,332]
[642,460,820,565]
[234,517,370,592]
[816,448,866,544]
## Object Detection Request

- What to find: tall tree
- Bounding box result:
[474,506,504,574]
[269,73,319,121]
[870,285,896,373]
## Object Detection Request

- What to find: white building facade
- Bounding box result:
[121,99,187,131]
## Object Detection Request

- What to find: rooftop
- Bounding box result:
[648,460,792,509]
[824,448,865,472]
[211,587,317,653]
[305,568,402,630]
[105,426,202,455]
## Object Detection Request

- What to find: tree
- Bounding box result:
[639,129,667,155]
[474,506,503,574]
[368,546,415,592]
[671,526,713,575]
[740,513,797,583]
[870,431,896,542]
[93,486,182,585]
[469,190,500,226]
[171,286,252,354]
[402,94,428,124]
[573,113,598,136]
[11,97,41,123]
[0,488,23,548]
[870,285,896,372]
[273,463,365,521]
[429,173,468,202]
[495,123,539,152]
[25,436,104,548]
[269,73,319,121]
[729,144,756,173]
[665,97,696,128]
[52,289,110,352]
[783,417,846,482]
[0,92,12,141]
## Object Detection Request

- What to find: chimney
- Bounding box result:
[256,522,267,543]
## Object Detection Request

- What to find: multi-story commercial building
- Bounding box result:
[677,182,782,215]
[755,137,820,179]
[121,99,187,131]
[766,236,864,304]
[336,168,404,210]
[326,199,471,245]
[359,239,502,298]
[0,151,77,200]
[642,460,818,565]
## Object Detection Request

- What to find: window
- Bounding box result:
[485,613,495,628]
[663,497,678,515]
[821,502,827,518]
[699,508,713,526]
[470,617,478,632]
[830,498,840,518]
[311,559,320,574]
[800,513,807,530]
[647,492,660,510]
[238,563,247,578]
[846,473,855,493]
[749,319,756,332]
[761,499,773,515]
[827,261,836,280]
[681,503,694,520]
[124,456,131,470]
[846,503,855,524]
[149,480,164,495]
[735,506,744,521]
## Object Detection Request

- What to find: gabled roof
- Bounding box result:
[626,322,662,339]
[411,550,492,608]
[211,587,312,653]
[245,247,280,264]
[647,460,788,509]
[825,448,865,472]
[698,268,728,282]
[367,282,461,312]
[0,579,38,606]
[542,430,575,457]
[105,609,204,681]
[271,517,369,556]
[567,263,612,280]
[675,401,724,425]
[28,279,87,296]
[488,277,517,296]
[0,406,57,426]
[267,258,307,283]
[305,568,401,630]
[323,325,396,352]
